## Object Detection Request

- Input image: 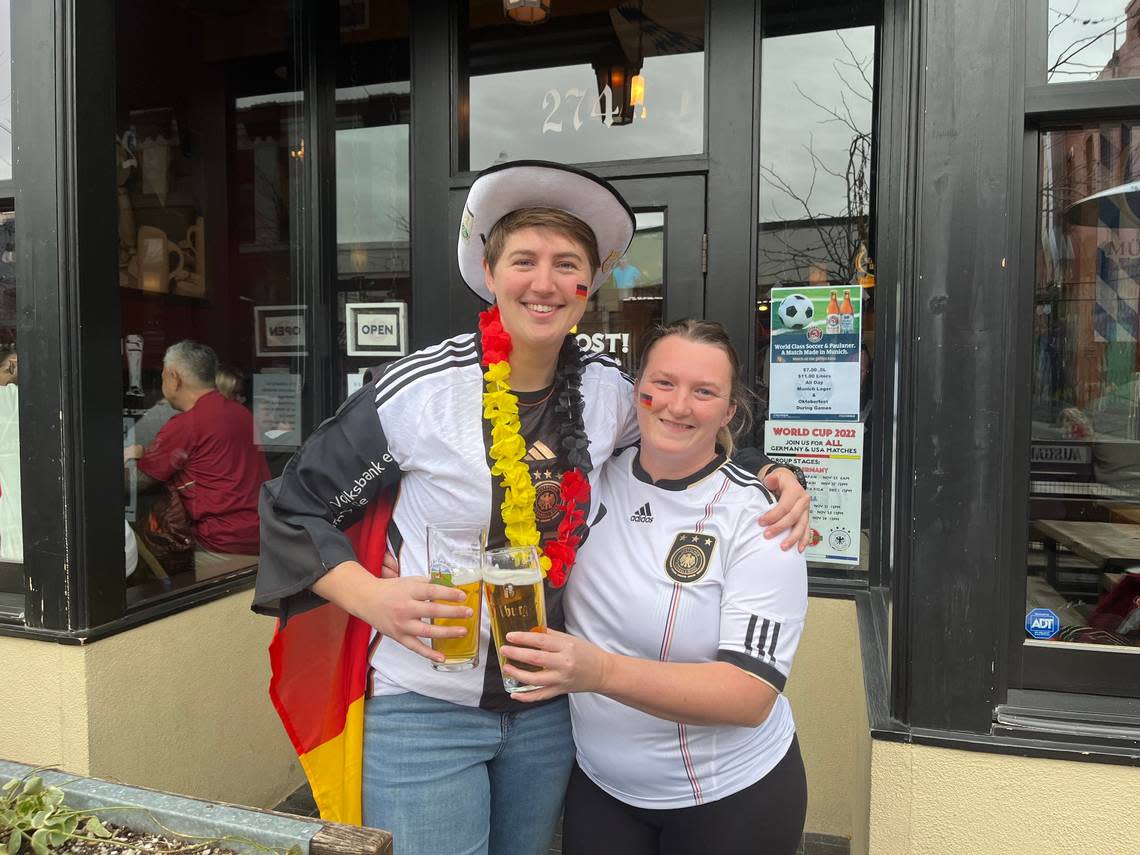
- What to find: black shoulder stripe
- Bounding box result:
[724,461,765,485]
[374,337,477,402]
[375,353,482,409]
[722,464,775,503]
[717,649,787,692]
[581,351,634,384]
[374,337,477,400]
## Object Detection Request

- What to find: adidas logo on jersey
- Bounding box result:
[630,502,654,523]
[524,441,557,462]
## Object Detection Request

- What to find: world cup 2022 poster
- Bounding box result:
[768,286,862,421]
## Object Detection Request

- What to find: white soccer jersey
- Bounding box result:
[366,334,639,708]
[565,447,808,809]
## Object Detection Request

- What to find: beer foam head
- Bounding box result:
[482,565,543,586]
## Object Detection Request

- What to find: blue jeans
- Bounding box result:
[362,692,574,855]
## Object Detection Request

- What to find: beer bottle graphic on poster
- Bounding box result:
[840,289,855,334]
[826,290,841,335]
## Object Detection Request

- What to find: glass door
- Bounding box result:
[575,174,705,370]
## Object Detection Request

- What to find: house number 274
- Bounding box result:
[542,86,617,133]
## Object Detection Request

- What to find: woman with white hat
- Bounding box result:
[254,160,809,855]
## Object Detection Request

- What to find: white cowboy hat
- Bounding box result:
[457,160,636,303]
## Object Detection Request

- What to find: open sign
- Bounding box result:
[254,305,308,356]
[347,302,407,357]
[359,320,397,343]
[262,319,303,348]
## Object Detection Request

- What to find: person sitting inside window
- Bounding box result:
[125,340,269,571]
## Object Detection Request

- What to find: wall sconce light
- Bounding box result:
[503,0,551,24]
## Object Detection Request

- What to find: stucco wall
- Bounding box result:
[869,740,1140,854]
[0,592,303,809]
[785,596,863,841]
[0,636,89,770]
[850,622,872,855]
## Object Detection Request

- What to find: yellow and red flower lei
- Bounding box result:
[478,306,589,588]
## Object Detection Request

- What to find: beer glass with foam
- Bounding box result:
[483,545,547,693]
[426,523,485,671]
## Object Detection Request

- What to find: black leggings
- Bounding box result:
[562,735,807,855]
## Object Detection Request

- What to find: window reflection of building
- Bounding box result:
[1028,10,1140,651]
[333,23,412,394]
[1035,123,1140,439]
[1049,0,1140,83]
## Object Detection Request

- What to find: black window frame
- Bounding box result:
[0,0,363,640]
[879,0,1140,756]
[2,0,124,637]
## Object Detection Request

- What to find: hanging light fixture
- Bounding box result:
[503,0,551,25]
[594,0,646,126]
[630,73,646,119]
[593,57,640,126]
[630,1,647,119]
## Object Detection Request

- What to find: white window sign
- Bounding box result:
[254,305,307,357]
[346,302,407,357]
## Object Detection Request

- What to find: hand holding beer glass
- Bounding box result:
[483,545,547,693]
[426,523,485,671]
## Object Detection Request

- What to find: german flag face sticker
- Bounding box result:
[639,392,653,410]
[575,283,589,301]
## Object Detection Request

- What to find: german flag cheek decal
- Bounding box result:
[640,392,653,410]
[575,283,589,301]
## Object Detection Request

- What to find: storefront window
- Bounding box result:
[0,202,17,591]
[1048,1,1140,84]
[462,0,705,171]
[755,12,878,573]
[116,0,303,595]
[336,7,411,396]
[1027,123,1140,652]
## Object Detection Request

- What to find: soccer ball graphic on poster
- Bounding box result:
[777,293,815,330]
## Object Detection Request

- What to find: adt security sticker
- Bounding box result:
[1025,608,1060,640]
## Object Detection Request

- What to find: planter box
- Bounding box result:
[0,760,391,855]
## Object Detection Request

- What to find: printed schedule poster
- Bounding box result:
[765,420,864,566]
[253,373,302,448]
[769,286,862,420]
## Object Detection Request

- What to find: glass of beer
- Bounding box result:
[426,523,485,671]
[483,545,547,693]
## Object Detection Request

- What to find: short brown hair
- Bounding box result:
[483,207,601,277]
[637,319,754,457]
[215,364,244,401]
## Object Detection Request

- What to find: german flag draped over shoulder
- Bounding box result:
[267,495,393,825]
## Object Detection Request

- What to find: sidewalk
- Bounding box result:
[274,783,846,855]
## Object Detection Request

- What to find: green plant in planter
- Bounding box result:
[1,769,306,855]
[0,772,112,855]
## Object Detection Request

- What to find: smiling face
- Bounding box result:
[483,226,593,363]
[636,335,737,480]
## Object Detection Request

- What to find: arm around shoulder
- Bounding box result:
[251,388,401,619]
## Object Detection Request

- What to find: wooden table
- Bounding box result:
[1031,519,1140,594]
[1032,520,1140,567]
